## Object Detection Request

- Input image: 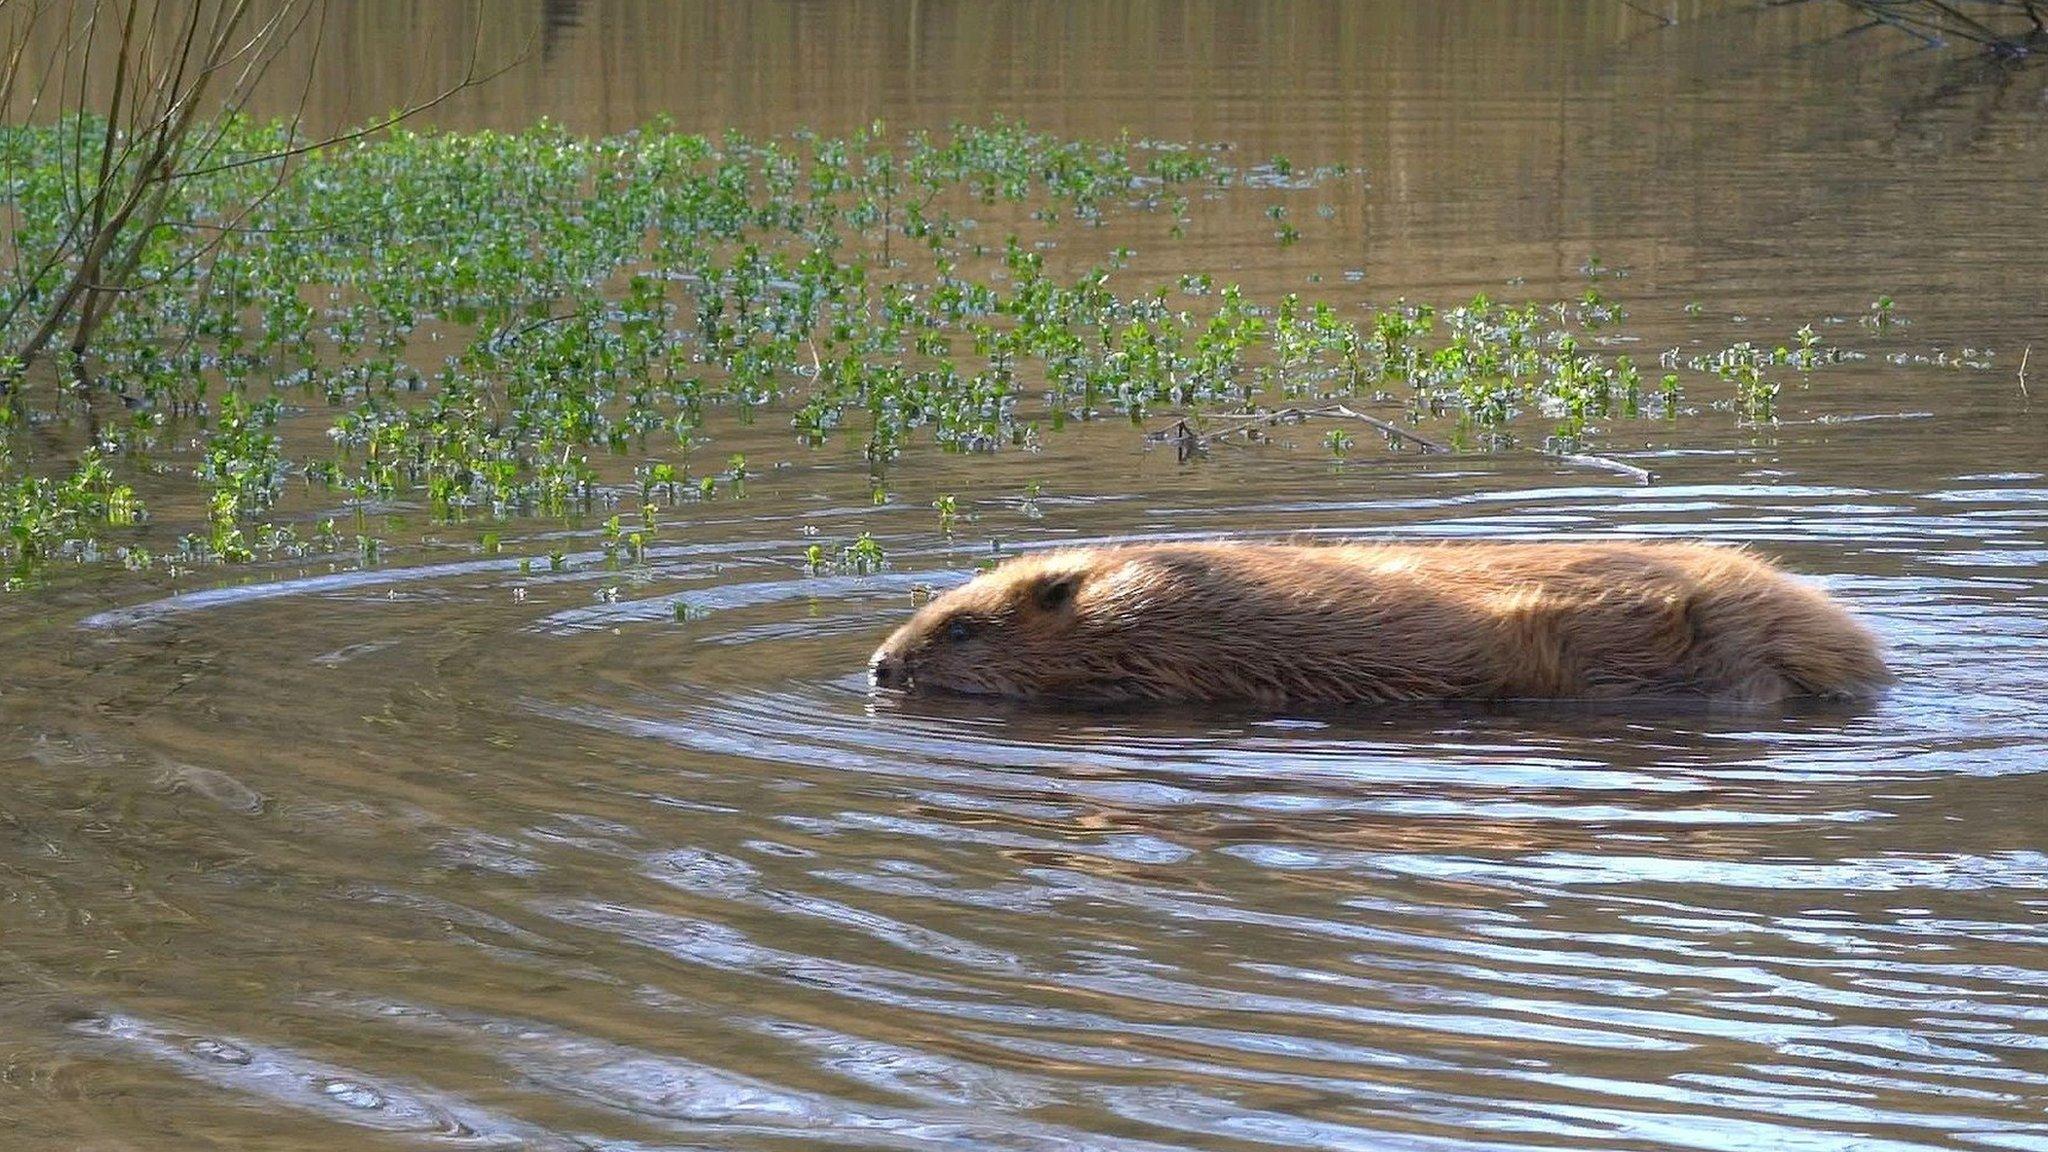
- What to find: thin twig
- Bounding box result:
[9,0,250,372]
[1826,0,2042,52]
[1147,404,1450,462]
[1325,404,1453,454]
[4,0,517,387]
[1543,449,1656,485]
[1151,405,1654,484]
[169,24,531,180]
[1917,0,2009,45]
[1163,417,1195,461]
[1149,408,1295,462]
[485,309,593,351]
[2020,344,2031,397]
[1618,1,1677,26]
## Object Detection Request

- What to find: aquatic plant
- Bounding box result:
[2,450,142,588]
[0,109,1931,585]
[806,532,887,576]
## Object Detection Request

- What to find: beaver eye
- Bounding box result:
[945,617,976,644]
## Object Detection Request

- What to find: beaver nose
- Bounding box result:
[871,652,911,689]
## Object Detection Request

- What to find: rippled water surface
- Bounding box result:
[5,3,2048,1149]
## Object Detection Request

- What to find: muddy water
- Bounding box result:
[6,3,2048,1149]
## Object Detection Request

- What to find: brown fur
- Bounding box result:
[868,540,1890,707]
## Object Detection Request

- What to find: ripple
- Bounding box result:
[72,1013,572,1147]
[530,570,946,635]
[317,996,1195,1151]
[15,423,2048,1152]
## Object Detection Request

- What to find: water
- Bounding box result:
[5,3,2048,1149]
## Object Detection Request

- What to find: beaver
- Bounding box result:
[867,540,1890,707]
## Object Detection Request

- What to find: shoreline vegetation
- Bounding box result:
[0,114,1987,590]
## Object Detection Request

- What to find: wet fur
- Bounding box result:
[868,541,1891,708]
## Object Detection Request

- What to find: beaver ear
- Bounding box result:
[1034,573,1079,612]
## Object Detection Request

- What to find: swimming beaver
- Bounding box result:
[868,540,1889,707]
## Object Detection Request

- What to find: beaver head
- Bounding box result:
[869,549,1143,699]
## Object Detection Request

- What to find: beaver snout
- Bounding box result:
[870,650,912,689]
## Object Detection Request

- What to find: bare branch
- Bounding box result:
[1323,404,1453,454]
[1618,1,1677,26]
[171,0,316,187]
[9,0,251,371]
[1148,403,1451,462]
[1150,405,1655,484]
[172,22,531,181]
[1543,449,1656,485]
[1,0,56,300]
[5,0,515,385]
[86,0,142,242]
[0,0,52,115]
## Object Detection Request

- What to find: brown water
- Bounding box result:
[6,3,2048,1149]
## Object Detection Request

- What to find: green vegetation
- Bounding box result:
[805,532,887,576]
[0,115,1901,588]
[1,449,141,567]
